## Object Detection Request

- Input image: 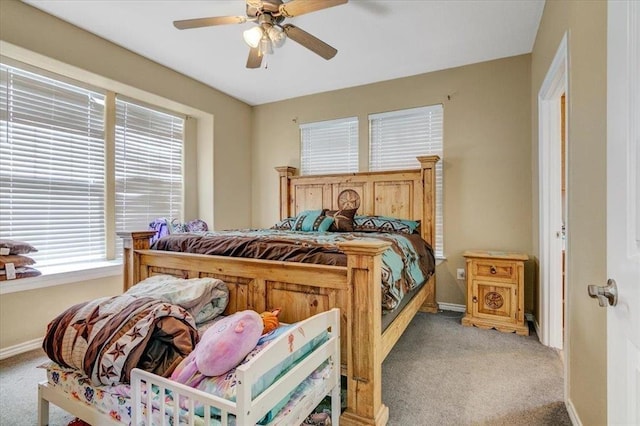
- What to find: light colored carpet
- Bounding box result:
[0,311,570,426]
[0,348,74,426]
[382,311,570,426]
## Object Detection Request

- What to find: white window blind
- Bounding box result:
[300,117,358,175]
[0,62,106,266]
[369,104,444,257]
[115,98,184,249]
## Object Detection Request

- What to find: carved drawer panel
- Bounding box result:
[473,260,517,281]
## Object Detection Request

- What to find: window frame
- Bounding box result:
[0,57,186,277]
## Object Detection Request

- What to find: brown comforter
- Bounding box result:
[43,295,198,386]
[152,229,435,312]
[153,232,346,265]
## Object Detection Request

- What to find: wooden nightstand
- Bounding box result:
[461,250,529,335]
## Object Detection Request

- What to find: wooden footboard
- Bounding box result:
[119,232,434,426]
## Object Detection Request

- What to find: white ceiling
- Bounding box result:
[24,0,545,106]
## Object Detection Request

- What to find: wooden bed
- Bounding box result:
[118,155,439,426]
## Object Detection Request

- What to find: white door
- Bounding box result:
[606,1,640,424]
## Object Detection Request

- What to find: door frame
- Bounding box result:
[538,32,568,351]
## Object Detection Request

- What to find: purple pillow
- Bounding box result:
[172,310,263,381]
[0,239,38,255]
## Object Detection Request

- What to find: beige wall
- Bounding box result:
[0,0,252,351]
[0,276,121,348]
[251,55,533,308]
[531,1,607,424]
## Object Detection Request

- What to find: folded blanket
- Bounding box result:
[123,275,229,325]
[43,295,198,386]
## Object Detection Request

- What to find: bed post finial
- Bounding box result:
[417,155,440,314]
[117,231,155,292]
[417,155,440,249]
[275,166,296,220]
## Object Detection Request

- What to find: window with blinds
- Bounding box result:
[0,60,186,270]
[300,117,358,175]
[115,98,184,250]
[0,63,106,266]
[369,104,444,257]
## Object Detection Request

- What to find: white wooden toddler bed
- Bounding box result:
[38,309,341,426]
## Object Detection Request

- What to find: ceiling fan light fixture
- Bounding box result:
[267,25,286,48]
[243,26,263,48]
[259,35,274,55]
[173,0,348,69]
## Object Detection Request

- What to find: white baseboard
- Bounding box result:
[437,302,465,313]
[0,337,42,360]
[565,398,582,426]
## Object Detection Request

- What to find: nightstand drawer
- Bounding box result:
[473,260,517,281]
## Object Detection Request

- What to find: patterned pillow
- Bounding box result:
[353,215,419,234]
[0,266,41,281]
[323,208,357,232]
[0,239,38,255]
[186,219,208,232]
[271,217,295,230]
[413,220,422,235]
[293,210,334,232]
[0,255,36,268]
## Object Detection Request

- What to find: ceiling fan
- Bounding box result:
[173,0,348,69]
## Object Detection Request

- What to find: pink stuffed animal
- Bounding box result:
[172,310,263,383]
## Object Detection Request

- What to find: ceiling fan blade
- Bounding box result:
[279,0,347,17]
[282,24,338,60]
[173,15,247,30]
[246,47,263,69]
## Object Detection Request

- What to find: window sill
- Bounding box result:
[435,255,446,266]
[0,261,122,295]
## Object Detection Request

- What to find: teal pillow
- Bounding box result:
[293,210,334,232]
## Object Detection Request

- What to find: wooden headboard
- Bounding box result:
[275,155,440,248]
